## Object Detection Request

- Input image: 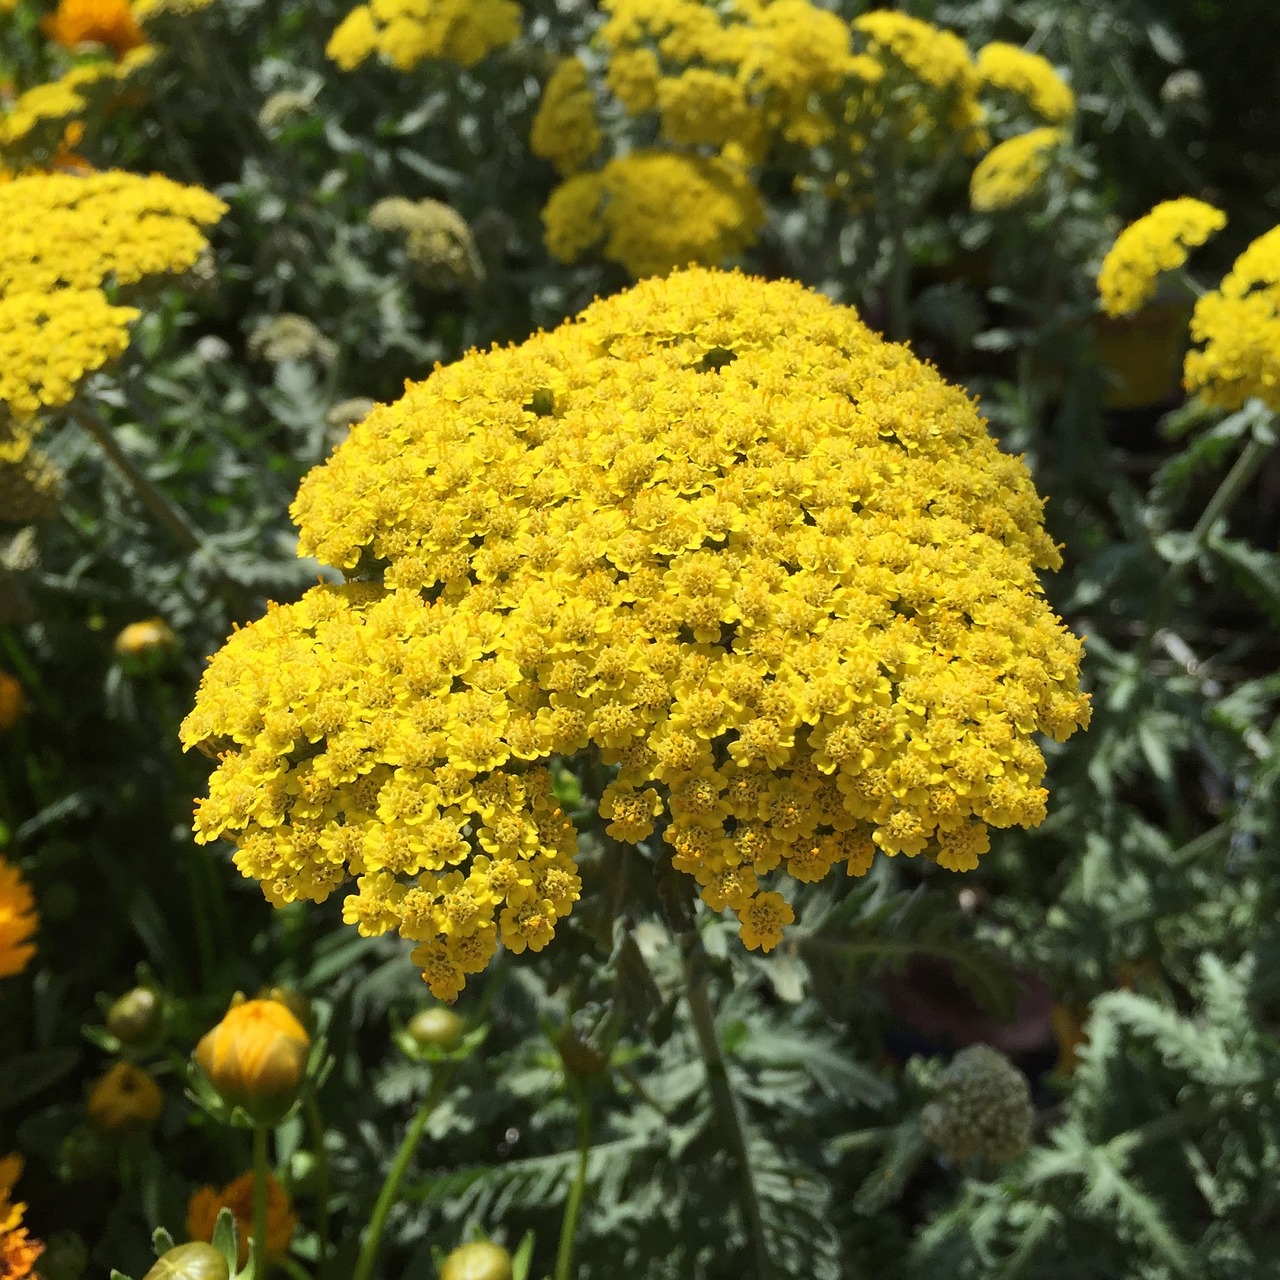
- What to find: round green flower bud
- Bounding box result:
[921,1044,1033,1165]
[106,987,163,1046]
[439,1241,513,1280]
[142,1243,231,1280]
[408,1006,464,1051]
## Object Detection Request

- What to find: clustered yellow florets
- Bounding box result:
[1184,224,1280,411]
[969,126,1064,212]
[1097,197,1227,318]
[326,0,520,72]
[530,56,603,177]
[975,41,1074,124]
[0,171,225,422]
[542,150,764,280]
[184,268,1089,1001]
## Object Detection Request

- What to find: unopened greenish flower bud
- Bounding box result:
[142,1242,231,1280]
[258,90,314,131]
[287,1148,320,1196]
[439,1241,513,1280]
[921,1044,1033,1165]
[325,398,375,431]
[407,1006,464,1052]
[369,197,483,290]
[106,986,163,1046]
[249,314,337,365]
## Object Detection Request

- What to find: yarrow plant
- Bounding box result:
[183,267,1089,1001]
[326,0,520,73]
[969,126,1066,213]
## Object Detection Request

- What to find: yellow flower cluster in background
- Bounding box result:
[185,268,1089,1000]
[0,856,38,979]
[326,0,520,72]
[530,56,602,177]
[369,195,485,290]
[542,150,764,279]
[0,1156,43,1280]
[1185,224,1280,411]
[976,42,1074,124]
[969,126,1064,212]
[1097,197,1226,317]
[0,170,225,422]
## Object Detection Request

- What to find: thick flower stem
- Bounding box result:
[351,1065,454,1280]
[554,1082,592,1280]
[250,1123,271,1280]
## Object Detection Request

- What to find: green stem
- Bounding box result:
[554,1083,592,1280]
[68,404,207,556]
[251,1124,271,1280]
[1134,431,1273,668]
[351,1065,455,1280]
[304,1095,333,1280]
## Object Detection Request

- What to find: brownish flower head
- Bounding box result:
[186,1171,296,1267]
[86,1061,164,1134]
[194,997,311,1124]
[0,671,22,733]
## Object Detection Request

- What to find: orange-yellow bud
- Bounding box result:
[114,618,178,671]
[86,1062,164,1134]
[194,998,310,1124]
[0,670,23,732]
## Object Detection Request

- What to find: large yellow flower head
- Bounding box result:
[184,268,1089,1001]
[326,0,520,73]
[1184,224,1280,411]
[542,150,764,279]
[1097,196,1227,318]
[969,126,1065,212]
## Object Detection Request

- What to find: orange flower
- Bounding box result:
[86,1061,164,1133]
[194,998,310,1124]
[0,1155,45,1280]
[0,671,22,732]
[42,0,146,57]
[0,858,37,980]
[186,1172,296,1268]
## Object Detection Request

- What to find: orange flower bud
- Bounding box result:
[86,1062,164,1134]
[0,671,23,732]
[114,618,178,672]
[194,998,310,1124]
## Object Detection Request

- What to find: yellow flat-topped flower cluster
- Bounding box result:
[1184,224,1280,411]
[969,126,1065,212]
[0,170,225,422]
[976,41,1074,125]
[1097,197,1227,318]
[326,0,520,72]
[184,268,1089,1001]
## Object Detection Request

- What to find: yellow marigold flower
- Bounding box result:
[1184,224,1280,411]
[86,1061,164,1133]
[0,856,37,977]
[605,46,660,116]
[976,41,1074,123]
[194,997,310,1123]
[0,1155,44,1280]
[0,288,138,422]
[42,0,146,57]
[543,150,764,279]
[327,0,519,73]
[531,56,602,178]
[187,1171,296,1267]
[184,267,1089,997]
[969,126,1064,212]
[1097,196,1226,318]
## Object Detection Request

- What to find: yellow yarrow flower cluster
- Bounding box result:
[0,856,38,979]
[542,150,764,279]
[1097,197,1226,318]
[184,267,1089,1001]
[969,126,1064,212]
[0,48,153,162]
[976,42,1074,124]
[0,171,224,422]
[530,56,603,177]
[326,0,520,73]
[1184,224,1280,411]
